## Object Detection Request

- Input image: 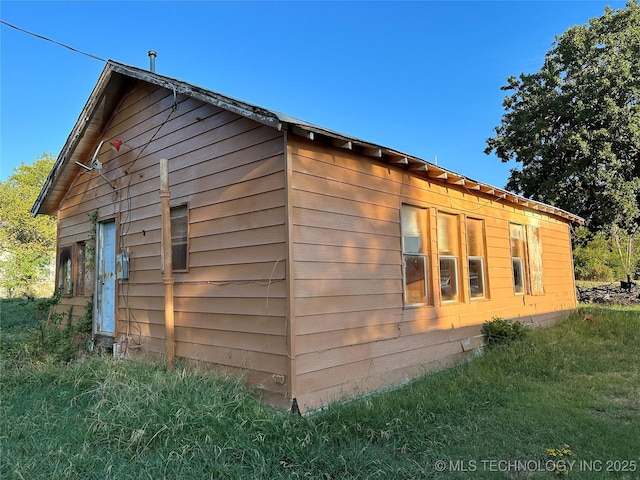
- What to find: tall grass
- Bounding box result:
[1,303,638,479]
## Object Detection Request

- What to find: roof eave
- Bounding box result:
[33,60,584,226]
[32,63,126,216]
[282,122,585,225]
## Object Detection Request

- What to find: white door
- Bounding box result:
[95,220,116,335]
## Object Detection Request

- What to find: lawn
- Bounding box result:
[1,299,638,479]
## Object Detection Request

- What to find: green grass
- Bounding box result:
[1,300,639,479]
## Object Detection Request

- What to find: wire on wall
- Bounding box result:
[116,96,180,355]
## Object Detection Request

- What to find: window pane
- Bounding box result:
[402,205,423,254]
[526,225,544,295]
[467,219,486,299]
[404,255,427,304]
[170,205,188,271]
[438,213,459,256]
[512,258,525,294]
[468,257,485,298]
[440,257,458,302]
[76,242,86,296]
[59,247,73,295]
[467,218,485,257]
[510,224,525,258]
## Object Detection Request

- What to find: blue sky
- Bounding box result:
[0,0,628,188]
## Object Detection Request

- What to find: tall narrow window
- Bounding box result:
[401,204,428,306]
[510,223,526,294]
[76,241,86,296]
[438,212,460,302]
[171,205,188,271]
[526,225,544,295]
[467,218,487,299]
[59,246,73,296]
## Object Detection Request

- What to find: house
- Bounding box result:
[33,60,583,412]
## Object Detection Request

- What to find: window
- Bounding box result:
[467,218,487,299]
[76,241,86,296]
[401,204,428,305]
[438,212,460,302]
[526,225,544,295]
[58,246,73,295]
[510,223,526,294]
[171,205,188,271]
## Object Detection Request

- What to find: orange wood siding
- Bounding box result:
[287,137,577,411]
[55,81,288,395]
[51,77,579,411]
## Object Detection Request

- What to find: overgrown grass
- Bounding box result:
[1,301,638,479]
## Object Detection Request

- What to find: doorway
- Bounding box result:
[95,220,116,336]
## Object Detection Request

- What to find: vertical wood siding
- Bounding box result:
[55,81,288,396]
[287,137,577,411]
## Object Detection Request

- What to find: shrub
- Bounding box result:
[2,290,93,364]
[481,317,526,347]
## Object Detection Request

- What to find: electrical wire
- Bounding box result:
[0,20,107,63]
[116,99,179,352]
[2,19,187,358]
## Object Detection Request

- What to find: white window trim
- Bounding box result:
[439,255,459,303]
[468,256,486,300]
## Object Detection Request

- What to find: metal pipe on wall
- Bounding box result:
[160,158,175,370]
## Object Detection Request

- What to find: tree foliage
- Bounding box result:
[0,154,56,296]
[485,1,640,235]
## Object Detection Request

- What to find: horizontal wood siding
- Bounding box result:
[288,137,577,411]
[55,81,288,395]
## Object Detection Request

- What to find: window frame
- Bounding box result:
[437,211,461,303]
[512,257,526,294]
[466,217,487,300]
[526,225,545,295]
[75,241,87,296]
[401,204,429,307]
[468,256,486,299]
[170,204,189,272]
[509,223,527,295]
[58,246,73,296]
[439,255,459,302]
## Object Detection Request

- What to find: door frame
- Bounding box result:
[94,218,117,337]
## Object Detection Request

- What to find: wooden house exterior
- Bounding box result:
[33,61,583,412]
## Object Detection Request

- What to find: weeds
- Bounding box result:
[481,316,526,347]
[0,291,92,365]
[1,304,639,479]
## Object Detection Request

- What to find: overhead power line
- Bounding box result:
[0,19,107,62]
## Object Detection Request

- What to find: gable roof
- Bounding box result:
[32,60,584,224]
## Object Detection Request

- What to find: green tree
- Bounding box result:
[572,227,615,281]
[486,1,640,279]
[0,154,57,296]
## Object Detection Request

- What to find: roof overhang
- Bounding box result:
[278,121,585,224]
[33,60,584,225]
[32,61,283,216]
